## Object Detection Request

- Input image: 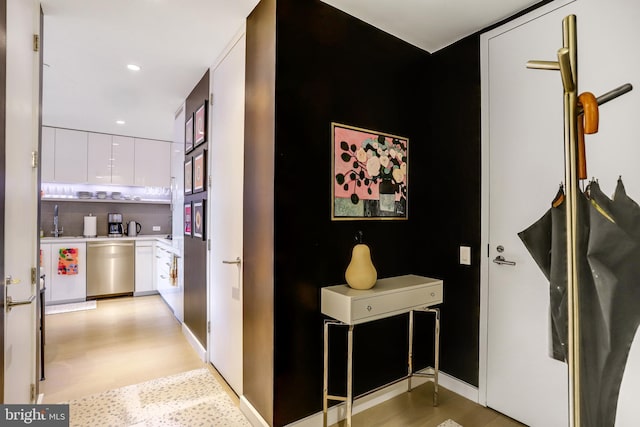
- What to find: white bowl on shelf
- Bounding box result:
[96,191,107,199]
[111,192,122,200]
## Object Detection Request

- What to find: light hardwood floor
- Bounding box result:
[39,295,231,404]
[330,383,525,427]
[41,295,523,426]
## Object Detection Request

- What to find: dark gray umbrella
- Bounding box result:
[518,178,640,427]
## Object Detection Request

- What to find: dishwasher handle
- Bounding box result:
[88,241,135,248]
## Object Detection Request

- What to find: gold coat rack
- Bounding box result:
[526,14,632,427]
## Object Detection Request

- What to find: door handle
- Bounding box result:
[222,257,241,265]
[493,255,516,266]
[6,295,36,312]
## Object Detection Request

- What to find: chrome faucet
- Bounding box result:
[52,204,63,237]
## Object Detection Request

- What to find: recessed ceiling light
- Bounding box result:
[116,120,126,125]
[127,64,141,71]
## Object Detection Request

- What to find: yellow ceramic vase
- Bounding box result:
[345,244,377,290]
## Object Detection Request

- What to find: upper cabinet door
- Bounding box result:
[54,128,88,183]
[111,135,135,185]
[41,126,55,182]
[87,132,112,185]
[134,138,170,187]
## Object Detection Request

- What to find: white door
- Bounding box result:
[482,0,640,425]
[482,2,573,426]
[4,0,40,403]
[208,32,246,395]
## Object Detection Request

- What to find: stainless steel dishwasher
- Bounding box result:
[87,240,135,298]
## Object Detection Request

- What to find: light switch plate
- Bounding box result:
[152,226,161,231]
[460,246,471,265]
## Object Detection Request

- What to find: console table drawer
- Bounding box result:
[352,285,442,321]
[321,274,443,325]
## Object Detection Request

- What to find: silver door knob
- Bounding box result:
[493,255,516,266]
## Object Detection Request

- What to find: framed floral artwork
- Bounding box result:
[184,157,193,195]
[185,113,194,153]
[331,122,408,220]
[193,150,206,193]
[184,202,192,236]
[194,101,207,147]
[193,200,205,240]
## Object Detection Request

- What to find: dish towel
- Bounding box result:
[58,248,79,275]
[170,255,178,286]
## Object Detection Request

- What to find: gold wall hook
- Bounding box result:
[557,47,575,93]
[526,60,560,70]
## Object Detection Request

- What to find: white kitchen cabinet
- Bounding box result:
[154,243,172,291]
[87,133,135,185]
[47,242,86,304]
[134,138,170,187]
[54,128,88,183]
[112,135,135,185]
[41,127,55,182]
[87,132,112,185]
[134,240,156,295]
[42,127,169,188]
[155,241,182,321]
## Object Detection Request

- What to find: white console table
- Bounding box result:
[321,274,443,427]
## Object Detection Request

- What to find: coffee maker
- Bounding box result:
[108,213,124,237]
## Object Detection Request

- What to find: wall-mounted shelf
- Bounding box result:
[41,197,170,205]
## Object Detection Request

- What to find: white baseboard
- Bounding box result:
[286,370,478,427]
[182,323,207,362]
[438,371,479,403]
[240,396,270,427]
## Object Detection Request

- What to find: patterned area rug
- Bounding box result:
[438,420,463,427]
[66,368,250,426]
[45,300,97,315]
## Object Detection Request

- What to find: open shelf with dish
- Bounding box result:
[41,196,170,205]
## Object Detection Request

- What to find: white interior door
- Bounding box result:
[4,0,40,403]
[208,32,246,395]
[482,2,573,426]
[482,0,640,425]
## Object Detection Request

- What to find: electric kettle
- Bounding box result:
[127,221,142,237]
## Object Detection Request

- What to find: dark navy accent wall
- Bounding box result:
[184,70,209,346]
[271,1,482,425]
[245,0,489,425]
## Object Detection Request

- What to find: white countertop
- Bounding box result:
[41,235,181,256]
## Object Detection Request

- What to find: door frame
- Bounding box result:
[478,0,575,407]
[36,4,43,394]
[0,0,7,402]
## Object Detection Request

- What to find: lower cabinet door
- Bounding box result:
[135,242,155,294]
[49,243,86,303]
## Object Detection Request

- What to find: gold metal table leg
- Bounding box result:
[323,320,329,427]
[346,324,354,427]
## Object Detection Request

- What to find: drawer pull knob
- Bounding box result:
[431,292,436,297]
[367,305,372,312]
